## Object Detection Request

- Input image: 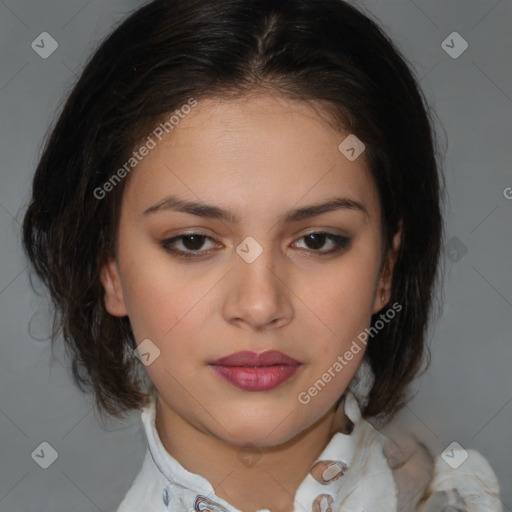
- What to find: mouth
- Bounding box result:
[209,350,301,391]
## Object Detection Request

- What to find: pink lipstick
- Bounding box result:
[209,350,301,391]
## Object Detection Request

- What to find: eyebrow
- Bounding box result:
[143,194,369,223]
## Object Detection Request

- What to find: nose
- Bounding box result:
[222,243,294,332]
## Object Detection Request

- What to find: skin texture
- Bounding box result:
[100,94,403,511]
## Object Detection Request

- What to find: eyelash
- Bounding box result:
[160,231,351,259]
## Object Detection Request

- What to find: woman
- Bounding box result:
[22,0,502,510]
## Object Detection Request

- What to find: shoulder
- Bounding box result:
[380,423,502,512]
[417,448,503,512]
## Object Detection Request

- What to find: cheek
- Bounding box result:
[118,256,201,342]
[310,254,381,335]
[299,249,380,398]
[121,267,209,390]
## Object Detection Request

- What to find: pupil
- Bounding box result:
[184,235,204,250]
[307,233,325,250]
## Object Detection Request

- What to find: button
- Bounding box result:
[310,460,347,484]
[162,487,169,506]
[312,494,334,512]
[193,495,230,511]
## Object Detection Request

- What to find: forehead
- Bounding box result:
[121,94,380,223]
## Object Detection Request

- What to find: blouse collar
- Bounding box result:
[140,390,376,511]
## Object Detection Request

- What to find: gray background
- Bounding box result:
[0,0,511,510]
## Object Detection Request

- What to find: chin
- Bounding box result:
[221,427,297,449]
[207,410,310,449]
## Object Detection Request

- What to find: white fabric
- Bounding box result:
[116,390,502,512]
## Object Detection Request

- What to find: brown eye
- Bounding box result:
[294,232,351,254]
[161,233,219,258]
[180,234,208,250]
[304,233,329,250]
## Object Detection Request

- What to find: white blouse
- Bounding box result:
[116,390,502,511]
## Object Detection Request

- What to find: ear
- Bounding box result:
[100,258,128,317]
[372,221,402,314]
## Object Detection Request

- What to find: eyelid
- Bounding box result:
[291,232,351,254]
[161,231,220,256]
[160,230,351,259]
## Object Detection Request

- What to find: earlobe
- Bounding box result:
[391,222,402,254]
[100,258,128,317]
[372,261,392,314]
[372,222,403,314]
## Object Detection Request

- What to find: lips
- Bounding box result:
[211,350,300,367]
[209,350,301,391]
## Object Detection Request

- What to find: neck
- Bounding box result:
[155,398,348,512]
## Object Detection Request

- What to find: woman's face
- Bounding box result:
[101,94,397,447]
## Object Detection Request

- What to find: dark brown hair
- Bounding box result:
[22,0,445,422]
